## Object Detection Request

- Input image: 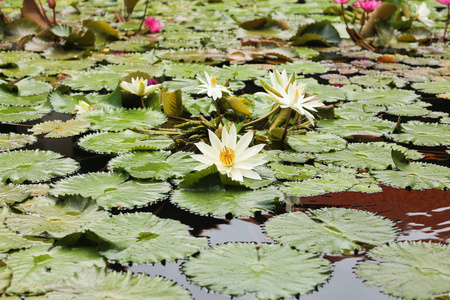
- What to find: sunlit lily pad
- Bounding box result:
[387,105,432,117]
[172,185,282,217]
[0,184,30,207]
[76,108,167,132]
[346,88,419,106]
[334,102,385,119]
[0,150,79,184]
[317,117,395,138]
[269,162,316,180]
[0,88,48,107]
[356,241,450,300]
[0,105,50,123]
[263,150,313,163]
[388,121,450,146]
[0,207,32,252]
[108,151,198,180]
[63,71,125,91]
[350,75,406,88]
[78,130,173,154]
[50,172,171,209]
[371,162,450,190]
[288,132,347,153]
[6,196,107,238]
[412,79,450,94]
[0,133,37,150]
[15,78,53,97]
[88,213,208,264]
[41,267,192,300]
[265,208,397,254]
[279,60,329,74]
[182,243,331,299]
[0,266,12,294]
[29,119,90,138]
[5,244,106,295]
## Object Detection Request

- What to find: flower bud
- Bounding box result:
[47,0,56,9]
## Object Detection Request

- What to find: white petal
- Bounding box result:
[230,168,244,182]
[235,143,265,163]
[207,130,223,154]
[240,169,262,180]
[234,131,253,157]
[195,141,218,159]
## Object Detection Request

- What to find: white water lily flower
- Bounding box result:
[74,100,93,114]
[259,69,295,96]
[192,124,266,182]
[120,77,161,96]
[257,80,324,125]
[197,72,231,100]
[415,2,434,27]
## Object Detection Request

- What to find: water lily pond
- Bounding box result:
[0,0,450,299]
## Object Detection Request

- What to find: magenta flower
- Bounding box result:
[354,0,382,13]
[144,17,164,34]
[436,0,450,42]
[333,0,351,3]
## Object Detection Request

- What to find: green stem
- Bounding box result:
[441,5,450,42]
[341,3,350,30]
[214,99,224,127]
[242,104,280,128]
[136,0,150,34]
[140,96,146,108]
[280,108,293,149]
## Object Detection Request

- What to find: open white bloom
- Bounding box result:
[120,77,161,96]
[192,124,266,182]
[415,2,434,27]
[260,69,295,96]
[197,72,231,100]
[257,80,324,125]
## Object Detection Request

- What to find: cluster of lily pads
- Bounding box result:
[0,0,450,299]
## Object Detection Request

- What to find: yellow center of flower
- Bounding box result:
[219,146,235,167]
[211,76,217,87]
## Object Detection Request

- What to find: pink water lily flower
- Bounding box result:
[354,0,382,13]
[144,17,164,33]
[437,0,450,4]
[333,0,351,3]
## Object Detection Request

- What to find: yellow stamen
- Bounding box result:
[211,77,217,87]
[219,146,235,167]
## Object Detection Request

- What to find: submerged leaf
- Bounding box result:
[265,208,397,254]
[182,243,331,299]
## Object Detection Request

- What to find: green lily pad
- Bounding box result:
[42,267,192,300]
[171,185,282,217]
[0,184,30,207]
[0,88,48,107]
[0,266,12,294]
[317,117,395,138]
[64,71,125,91]
[356,241,450,300]
[29,119,90,138]
[288,132,347,153]
[263,150,313,163]
[15,78,53,97]
[350,75,406,88]
[265,208,397,254]
[0,133,37,150]
[76,108,167,132]
[5,244,106,295]
[78,130,173,154]
[182,243,331,299]
[412,79,450,94]
[388,121,450,146]
[0,150,79,184]
[279,60,329,74]
[88,213,208,264]
[108,151,198,180]
[6,196,107,239]
[0,105,50,123]
[50,172,171,210]
[346,88,419,106]
[0,207,33,252]
[371,162,450,190]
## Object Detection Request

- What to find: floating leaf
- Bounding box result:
[371,162,450,190]
[0,88,48,107]
[0,150,79,184]
[265,208,397,254]
[76,108,167,132]
[279,60,329,74]
[171,185,282,217]
[0,184,30,207]
[350,75,406,88]
[5,244,106,295]
[388,121,450,146]
[0,133,37,151]
[269,162,316,180]
[412,79,450,94]
[182,243,331,299]
[356,241,450,300]
[108,151,198,180]
[78,130,173,154]
[0,207,33,252]
[15,78,53,97]
[346,88,419,106]
[290,21,341,46]
[64,71,125,91]
[6,196,107,238]
[263,150,312,163]
[288,132,347,153]
[0,266,11,294]
[317,117,395,138]
[29,119,90,138]
[88,213,208,264]
[42,267,192,300]
[50,172,171,210]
